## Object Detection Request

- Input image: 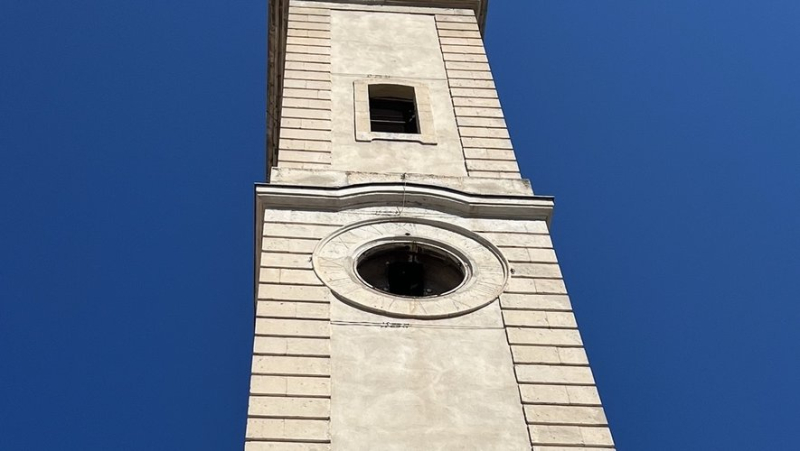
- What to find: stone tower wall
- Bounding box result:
[273,1,520,182]
[249,1,615,449]
[246,205,614,450]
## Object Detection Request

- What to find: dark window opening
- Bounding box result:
[356,243,465,298]
[369,84,419,134]
[387,261,425,297]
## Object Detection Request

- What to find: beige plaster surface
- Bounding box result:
[329,299,531,450]
[330,10,467,177]
[331,10,445,79]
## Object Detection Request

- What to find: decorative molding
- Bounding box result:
[313,218,508,319]
[290,1,488,31]
[255,182,554,222]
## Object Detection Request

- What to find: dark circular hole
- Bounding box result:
[356,242,466,298]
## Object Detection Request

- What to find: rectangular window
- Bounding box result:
[368,85,419,134]
[354,79,436,144]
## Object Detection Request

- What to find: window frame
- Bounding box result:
[354,79,437,145]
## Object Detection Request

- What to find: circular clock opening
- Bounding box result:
[356,242,467,298]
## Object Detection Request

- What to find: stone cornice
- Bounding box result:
[255,182,554,222]
[296,0,488,29]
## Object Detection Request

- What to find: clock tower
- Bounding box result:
[247,1,615,449]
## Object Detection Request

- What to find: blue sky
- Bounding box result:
[1,1,799,449]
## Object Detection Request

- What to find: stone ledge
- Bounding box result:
[268,167,535,196]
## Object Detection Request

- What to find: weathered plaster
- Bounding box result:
[330,299,531,450]
[330,10,466,177]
